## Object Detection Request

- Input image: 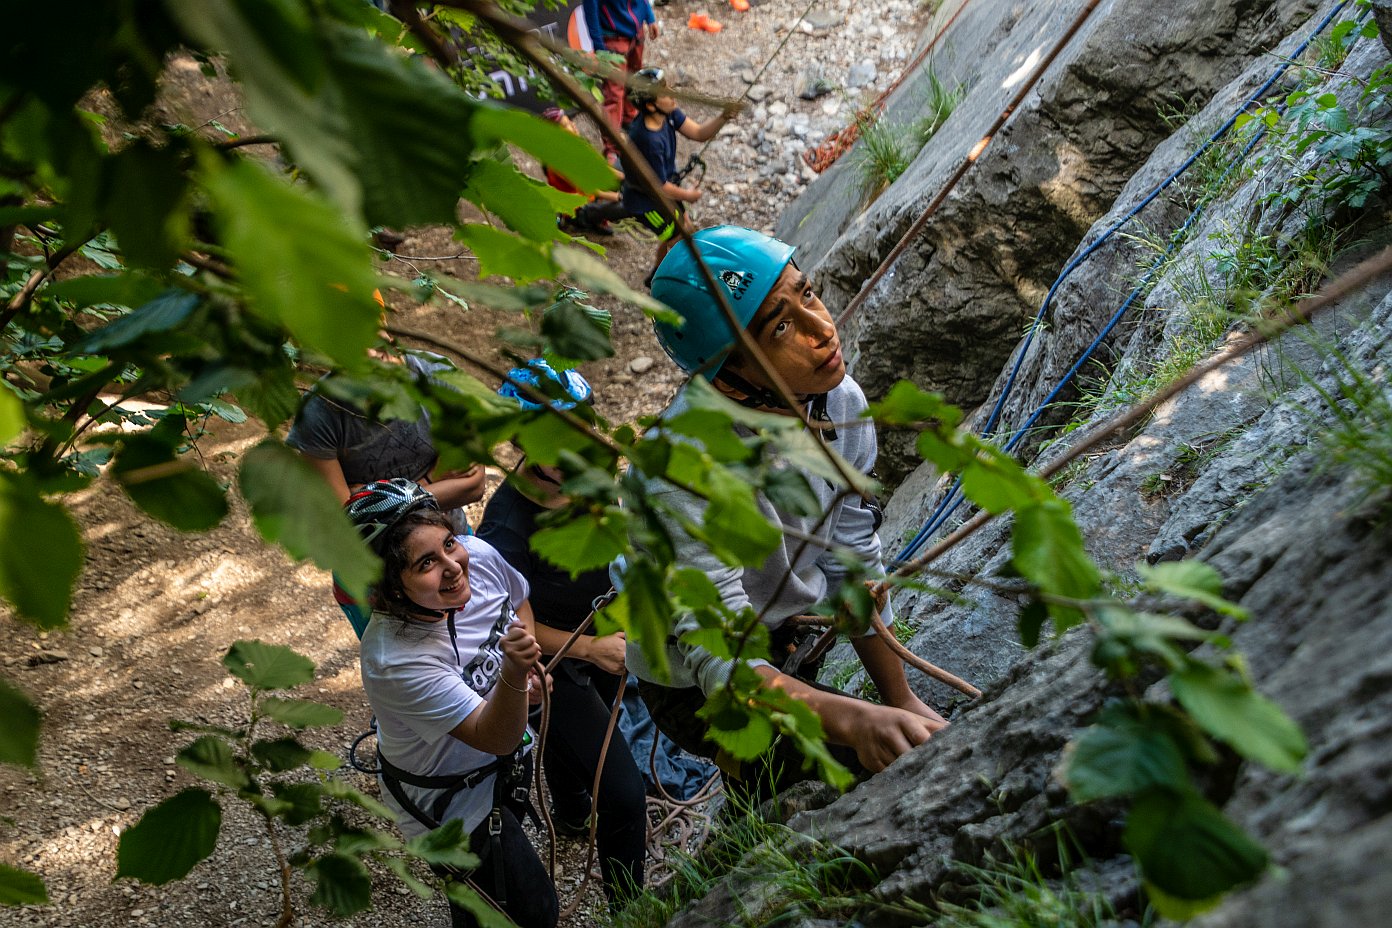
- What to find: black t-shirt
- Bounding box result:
[476,481,612,634]
[621,108,686,216]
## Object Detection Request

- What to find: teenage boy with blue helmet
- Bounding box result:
[630,226,947,796]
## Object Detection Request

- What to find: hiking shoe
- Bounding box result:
[551,808,593,837]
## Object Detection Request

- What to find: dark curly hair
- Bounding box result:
[372,508,457,622]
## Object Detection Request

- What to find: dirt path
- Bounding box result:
[0,3,927,926]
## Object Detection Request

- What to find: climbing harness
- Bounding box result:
[892,0,1357,566]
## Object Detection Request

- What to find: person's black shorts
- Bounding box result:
[634,202,685,241]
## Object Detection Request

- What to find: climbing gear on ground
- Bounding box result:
[650,225,795,377]
[628,66,666,109]
[344,478,439,556]
[687,13,722,32]
[497,358,593,411]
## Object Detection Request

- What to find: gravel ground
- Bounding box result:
[0,2,930,926]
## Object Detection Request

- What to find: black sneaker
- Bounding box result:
[551,808,592,837]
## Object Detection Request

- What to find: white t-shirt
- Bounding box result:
[360,536,531,836]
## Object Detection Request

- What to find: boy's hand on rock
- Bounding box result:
[850,703,937,773]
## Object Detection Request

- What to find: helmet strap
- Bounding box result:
[714,369,837,441]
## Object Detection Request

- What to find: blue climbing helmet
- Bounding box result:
[650,226,796,378]
[497,358,593,410]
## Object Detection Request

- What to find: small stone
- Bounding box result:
[132,680,144,689]
[747,84,771,103]
[768,101,789,117]
[629,356,655,375]
[846,60,878,89]
[28,650,70,666]
[740,68,756,85]
[114,798,131,811]
[89,646,104,658]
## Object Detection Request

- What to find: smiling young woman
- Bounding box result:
[345,479,557,928]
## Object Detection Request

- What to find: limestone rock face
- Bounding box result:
[661,4,1392,925]
[777,0,1320,482]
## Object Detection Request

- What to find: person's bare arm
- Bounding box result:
[531,619,627,675]
[661,181,702,203]
[448,618,539,755]
[299,454,352,503]
[423,463,486,509]
[753,665,938,772]
[676,103,740,143]
[851,633,948,726]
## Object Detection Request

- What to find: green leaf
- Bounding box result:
[959,446,1044,514]
[176,736,251,790]
[540,298,614,362]
[0,863,48,906]
[1065,703,1191,801]
[601,561,672,681]
[200,155,379,368]
[0,677,41,767]
[1170,664,1306,773]
[307,853,372,916]
[405,818,478,870]
[444,880,517,928]
[0,472,83,629]
[465,157,580,240]
[866,381,962,428]
[238,441,381,603]
[0,391,24,447]
[1138,560,1249,619]
[1124,788,1268,905]
[320,780,396,820]
[553,245,673,316]
[251,737,313,772]
[382,857,434,900]
[69,290,203,355]
[260,697,344,730]
[701,469,782,566]
[223,639,315,691]
[269,782,325,826]
[46,272,166,310]
[320,26,478,226]
[226,365,302,431]
[103,140,189,269]
[530,510,629,576]
[112,436,228,532]
[1017,600,1048,648]
[472,105,616,194]
[1011,499,1100,603]
[699,688,777,760]
[455,224,555,281]
[308,750,343,771]
[116,788,222,884]
[663,408,749,463]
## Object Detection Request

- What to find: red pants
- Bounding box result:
[601,35,644,157]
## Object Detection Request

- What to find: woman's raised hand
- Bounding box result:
[500,620,541,687]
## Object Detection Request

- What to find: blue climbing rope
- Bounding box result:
[893,0,1353,565]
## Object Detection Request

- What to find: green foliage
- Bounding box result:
[608,793,912,928]
[0,676,41,767]
[936,831,1141,928]
[117,641,484,922]
[854,113,914,192]
[0,864,48,906]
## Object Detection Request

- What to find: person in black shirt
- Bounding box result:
[477,361,646,905]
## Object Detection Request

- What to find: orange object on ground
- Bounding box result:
[687,12,723,32]
[730,0,749,11]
